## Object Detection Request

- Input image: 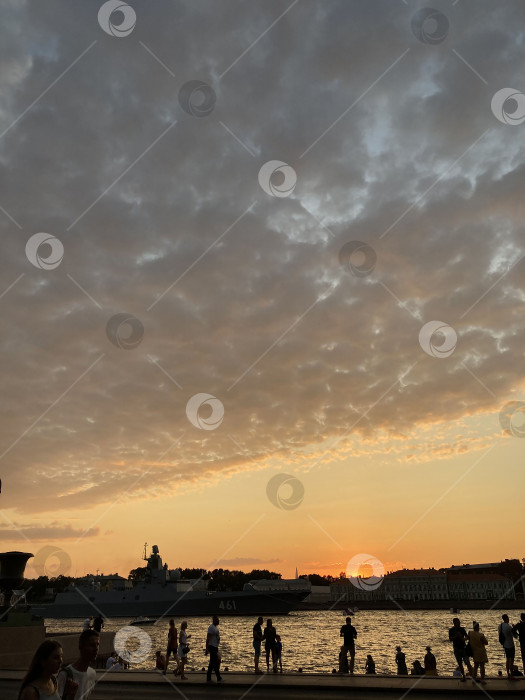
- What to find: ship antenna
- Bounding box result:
[143,542,148,561]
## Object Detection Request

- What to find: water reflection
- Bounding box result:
[46,609,518,676]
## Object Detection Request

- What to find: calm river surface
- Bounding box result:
[46,609,520,676]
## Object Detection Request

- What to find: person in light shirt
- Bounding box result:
[57,630,99,700]
[105,651,121,672]
[82,617,92,631]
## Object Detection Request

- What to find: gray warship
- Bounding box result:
[30,545,311,618]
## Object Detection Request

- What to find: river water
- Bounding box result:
[46,609,521,676]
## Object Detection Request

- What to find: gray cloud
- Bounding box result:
[0,0,524,516]
[0,522,99,540]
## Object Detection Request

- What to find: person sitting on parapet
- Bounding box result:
[365,654,376,674]
[155,650,166,671]
[410,659,424,676]
[57,629,99,700]
[105,651,117,670]
[105,651,121,672]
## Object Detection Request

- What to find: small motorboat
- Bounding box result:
[129,616,157,626]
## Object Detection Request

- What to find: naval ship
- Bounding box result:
[30,545,311,618]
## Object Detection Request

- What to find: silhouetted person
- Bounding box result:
[263,618,278,673]
[339,616,357,675]
[396,646,408,675]
[205,615,222,683]
[365,654,375,674]
[253,616,264,673]
[177,620,190,680]
[275,635,283,673]
[93,614,104,633]
[448,617,473,681]
[164,619,180,676]
[155,650,166,670]
[513,613,525,676]
[424,646,437,676]
[468,622,488,684]
[411,659,424,676]
[499,614,517,680]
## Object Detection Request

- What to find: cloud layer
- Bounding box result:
[0,0,524,519]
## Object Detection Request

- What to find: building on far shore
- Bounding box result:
[330,568,447,603]
[447,573,515,601]
[447,560,523,599]
[330,560,519,603]
[385,569,448,601]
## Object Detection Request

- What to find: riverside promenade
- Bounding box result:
[1,671,524,699]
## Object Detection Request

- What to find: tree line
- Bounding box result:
[20,569,337,601]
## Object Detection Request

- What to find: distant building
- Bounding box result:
[448,563,501,573]
[384,569,448,601]
[330,568,448,603]
[447,560,522,599]
[329,563,520,603]
[447,573,515,601]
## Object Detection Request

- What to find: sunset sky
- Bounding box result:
[0,0,524,582]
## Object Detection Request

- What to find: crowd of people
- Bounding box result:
[336,613,525,683]
[16,611,525,697]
